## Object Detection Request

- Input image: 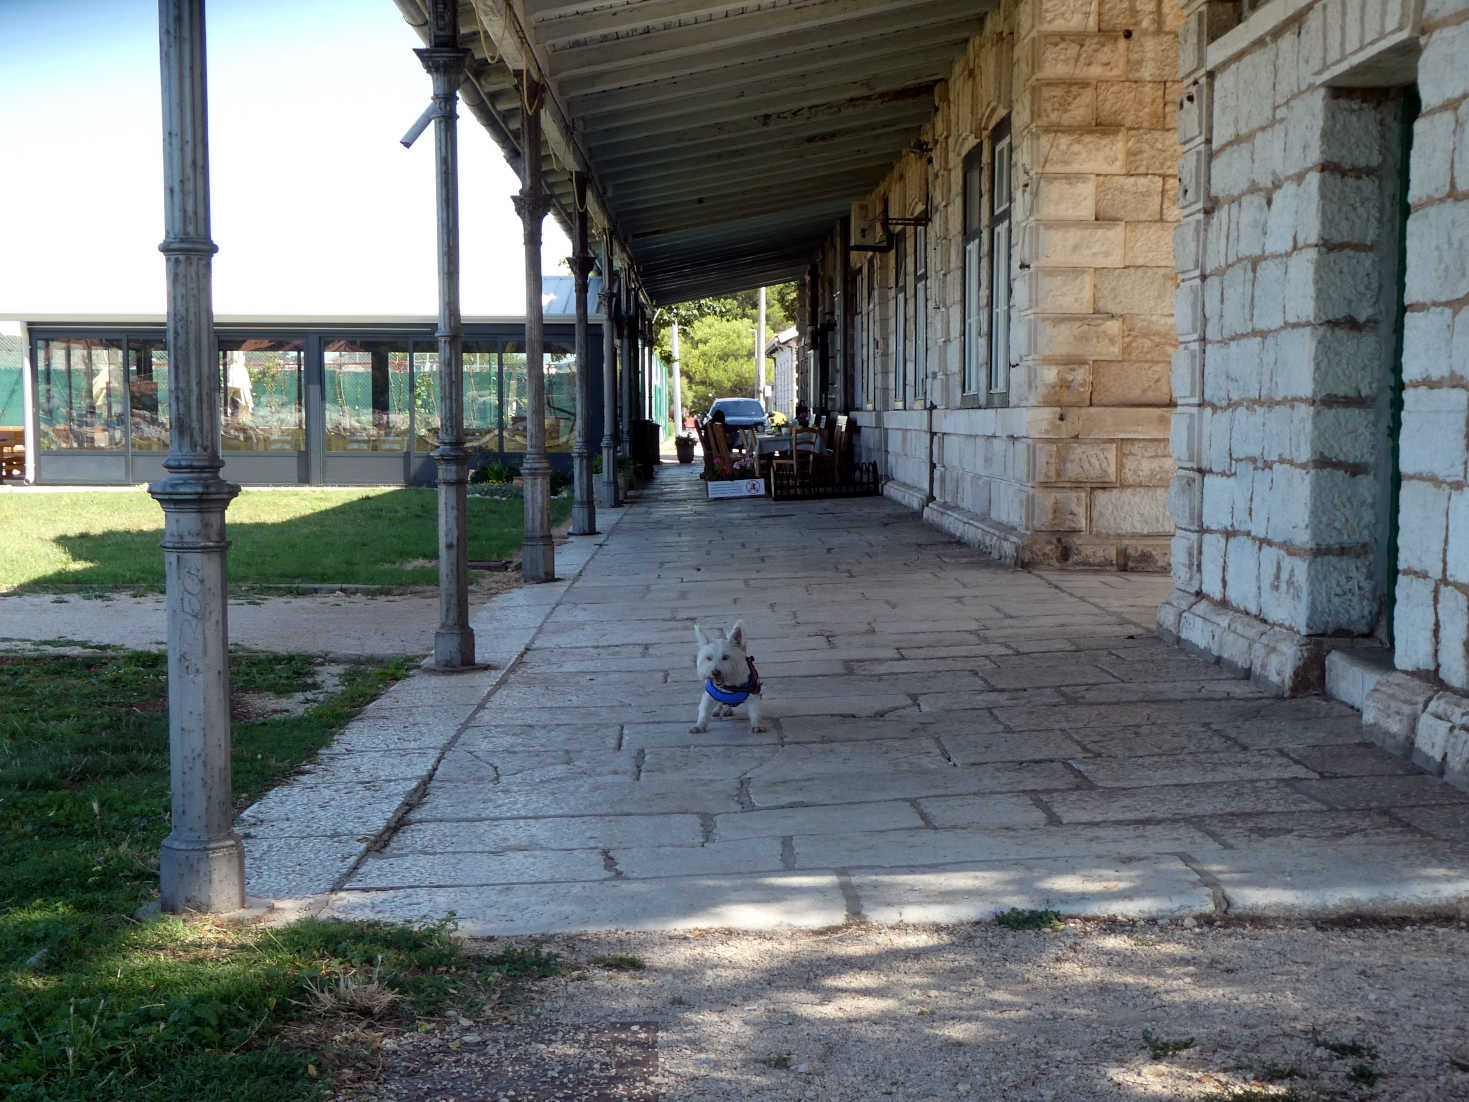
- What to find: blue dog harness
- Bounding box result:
[705,656,761,705]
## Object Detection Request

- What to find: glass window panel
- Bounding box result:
[463,342,499,451]
[991,219,1011,394]
[412,346,439,453]
[219,340,303,451]
[501,349,528,453]
[412,342,503,453]
[128,340,169,451]
[964,238,982,395]
[323,340,410,452]
[893,231,906,408]
[915,225,927,402]
[37,338,124,449]
[501,344,577,454]
[545,345,577,454]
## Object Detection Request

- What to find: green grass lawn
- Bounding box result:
[0,646,561,1101]
[0,488,573,592]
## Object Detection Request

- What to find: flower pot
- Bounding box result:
[675,436,695,463]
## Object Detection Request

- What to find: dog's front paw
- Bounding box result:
[689,723,708,734]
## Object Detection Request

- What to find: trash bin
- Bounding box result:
[630,419,660,478]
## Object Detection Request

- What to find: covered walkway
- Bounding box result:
[244,466,1469,934]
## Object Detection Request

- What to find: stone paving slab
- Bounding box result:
[233,466,1469,930]
[850,856,1213,924]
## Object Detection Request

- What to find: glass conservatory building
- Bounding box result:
[8,298,605,487]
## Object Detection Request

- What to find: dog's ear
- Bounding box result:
[694,623,708,646]
[727,620,745,647]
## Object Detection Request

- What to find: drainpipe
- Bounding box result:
[925,400,937,506]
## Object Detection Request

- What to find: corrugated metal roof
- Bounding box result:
[394,0,994,305]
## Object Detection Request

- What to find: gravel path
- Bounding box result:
[339,918,1469,1102]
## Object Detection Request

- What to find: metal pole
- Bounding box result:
[152,0,243,914]
[671,319,682,434]
[417,22,475,669]
[569,174,596,535]
[598,235,619,508]
[516,79,554,582]
[757,285,767,403]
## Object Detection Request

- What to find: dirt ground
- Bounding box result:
[327,918,1469,1102]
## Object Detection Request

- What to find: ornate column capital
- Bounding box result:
[567,252,596,287]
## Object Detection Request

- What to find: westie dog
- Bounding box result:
[691,621,766,734]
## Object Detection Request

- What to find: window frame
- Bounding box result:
[988,117,1013,402]
[892,228,907,410]
[914,219,927,405]
[961,145,984,400]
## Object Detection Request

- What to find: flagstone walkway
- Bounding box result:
[243,464,1469,934]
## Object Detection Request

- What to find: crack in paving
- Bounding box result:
[1174,852,1231,914]
[1028,793,1063,826]
[835,868,864,921]
[736,778,756,811]
[910,798,937,829]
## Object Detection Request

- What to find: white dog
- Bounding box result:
[691,621,766,734]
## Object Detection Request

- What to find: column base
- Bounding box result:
[522,534,555,582]
[432,626,477,670]
[159,831,245,914]
[571,501,597,535]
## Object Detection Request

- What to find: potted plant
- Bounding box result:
[675,433,695,464]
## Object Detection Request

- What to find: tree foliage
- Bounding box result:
[653,283,796,417]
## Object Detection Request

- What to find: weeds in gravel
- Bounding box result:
[994,908,1064,930]
[1347,1062,1380,1085]
[1312,1033,1378,1060]
[1258,1065,1300,1081]
[587,954,646,972]
[478,945,564,981]
[1194,1090,1309,1101]
[1142,1029,1196,1059]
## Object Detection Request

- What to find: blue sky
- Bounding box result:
[0,0,570,317]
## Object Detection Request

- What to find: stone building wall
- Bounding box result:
[1159,0,1469,785]
[847,0,1182,568]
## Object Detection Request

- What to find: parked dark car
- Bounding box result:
[702,397,768,436]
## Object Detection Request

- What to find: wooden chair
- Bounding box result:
[705,422,734,476]
[772,425,822,483]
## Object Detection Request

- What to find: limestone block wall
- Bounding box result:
[848,0,1181,568]
[1397,10,1469,691]
[1161,0,1469,699]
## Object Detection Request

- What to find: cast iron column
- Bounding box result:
[417,28,475,668]
[598,236,619,508]
[620,283,634,463]
[515,81,554,581]
[152,0,243,913]
[568,175,596,535]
